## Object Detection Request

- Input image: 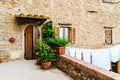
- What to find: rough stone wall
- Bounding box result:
[0,0,120,60]
[54,55,120,80]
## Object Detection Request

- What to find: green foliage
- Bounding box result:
[47,37,68,47]
[42,21,55,41]
[34,39,56,62]
[38,50,56,62]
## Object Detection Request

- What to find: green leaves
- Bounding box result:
[34,39,56,62]
[47,37,68,47]
[39,52,56,62]
[42,21,55,41]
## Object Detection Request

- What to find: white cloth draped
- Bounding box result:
[82,49,92,63]
[69,48,76,57]
[75,48,82,60]
[65,45,120,70]
[65,47,70,55]
[109,45,120,62]
[91,49,111,70]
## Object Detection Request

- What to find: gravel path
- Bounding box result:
[0,60,73,80]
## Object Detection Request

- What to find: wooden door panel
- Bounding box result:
[25,26,40,59]
[33,27,39,59]
[25,26,33,59]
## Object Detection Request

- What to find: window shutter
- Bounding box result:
[73,28,76,43]
[68,27,72,43]
[68,27,76,43]
[105,29,112,44]
[55,27,60,37]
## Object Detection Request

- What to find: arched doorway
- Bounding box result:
[24,25,40,60]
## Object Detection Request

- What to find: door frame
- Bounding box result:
[22,24,42,59]
[21,20,49,59]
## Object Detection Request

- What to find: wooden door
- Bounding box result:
[33,27,39,59]
[25,25,39,59]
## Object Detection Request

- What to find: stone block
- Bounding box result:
[9,51,21,60]
[0,52,10,63]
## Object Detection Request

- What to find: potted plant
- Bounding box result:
[34,39,56,69]
[47,37,68,55]
[39,49,56,69]
[34,39,44,65]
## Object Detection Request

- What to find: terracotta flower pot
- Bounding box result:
[9,38,16,43]
[56,47,65,55]
[41,61,51,69]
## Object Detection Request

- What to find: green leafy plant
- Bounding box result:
[34,39,56,62]
[47,37,68,47]
[39,50,56,62]
[42,21,55,42]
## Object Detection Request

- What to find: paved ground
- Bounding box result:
[0,60,73,80]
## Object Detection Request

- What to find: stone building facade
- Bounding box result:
[0,0,120,60]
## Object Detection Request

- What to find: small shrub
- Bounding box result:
[34,39,56,62]
[47,37,68,47]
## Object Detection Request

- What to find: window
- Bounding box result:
[105,27,112,44]
[55,23,76,43]
[102,0,120,3]
[60,27,68,40]
[103,0,112,3]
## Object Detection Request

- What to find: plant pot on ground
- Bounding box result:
[41,61,51,69]
[47,37,68,55]
[34,39,56,69]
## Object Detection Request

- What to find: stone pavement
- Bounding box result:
[0,60,73,80]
